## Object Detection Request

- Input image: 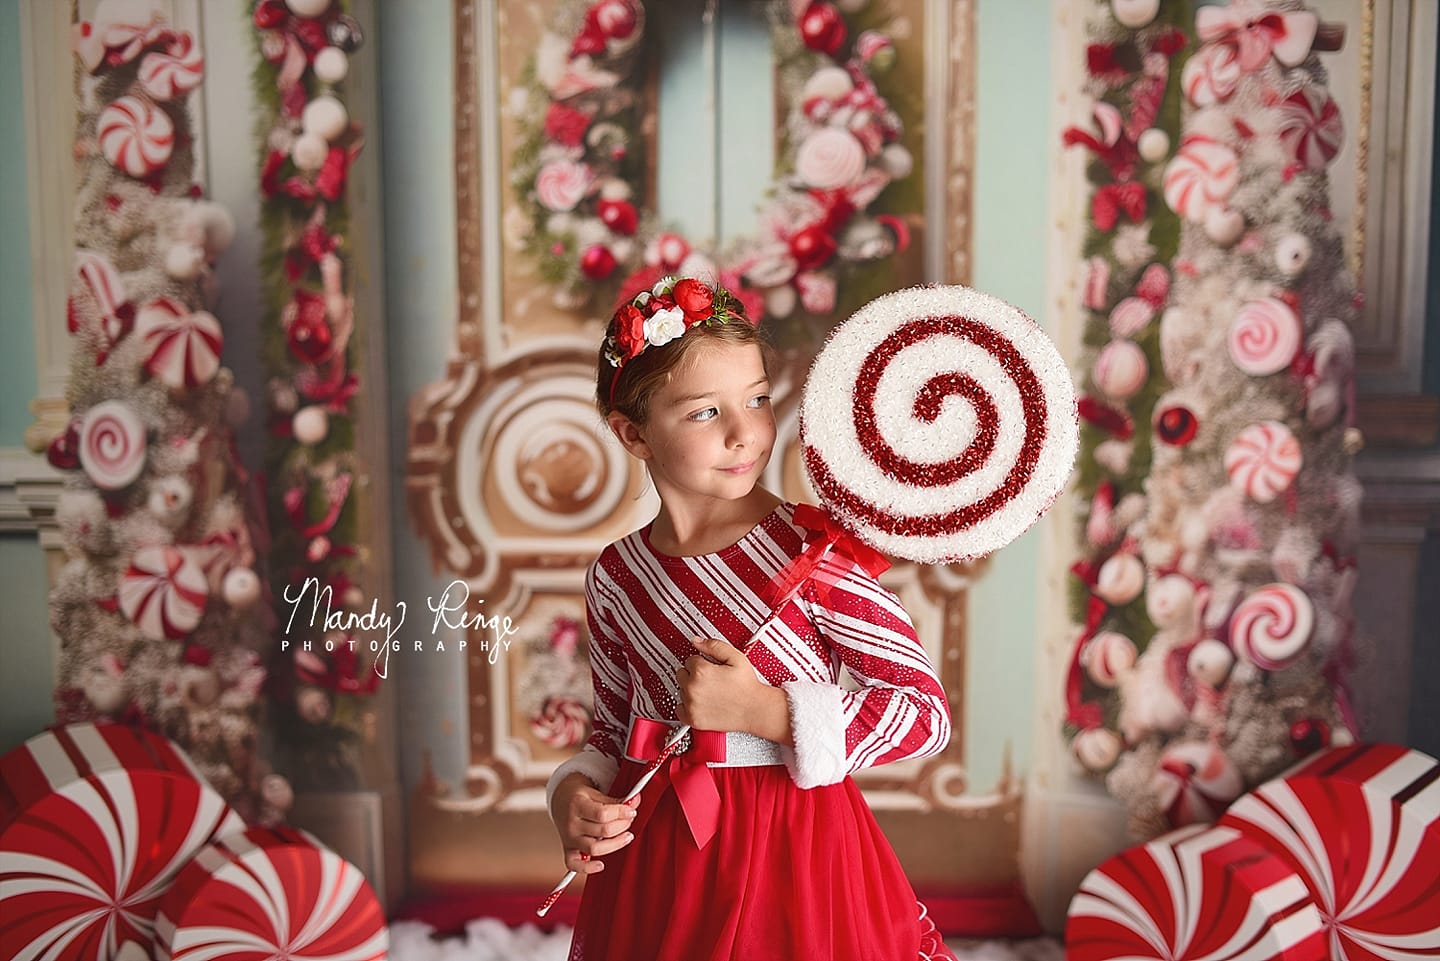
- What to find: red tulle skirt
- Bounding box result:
[568,761,956,961]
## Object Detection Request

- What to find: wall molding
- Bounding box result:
[0,446,62,544]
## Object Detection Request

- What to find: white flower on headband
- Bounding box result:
[643,306,687,347]
[652,276,679,296]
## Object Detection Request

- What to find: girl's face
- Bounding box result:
[624,340,775,508]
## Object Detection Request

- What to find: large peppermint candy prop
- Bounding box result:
[119,545,209,640]
[1066,823,1327,960]
[0,723,244,960]
[155,826,388,961]
[136,297,223,390]
[98,95,175,179]
[800,285,1078,563]
[1220,743,1440,960]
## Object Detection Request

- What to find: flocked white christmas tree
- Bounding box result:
[46,1,287,824]
[1066,0,1361,836]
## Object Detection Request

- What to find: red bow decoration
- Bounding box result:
[762,504,890,612]
[1077,396,1135,439]
[1063,593,1109,730]
[626,717,728,849]
[283,472,353,539]
[295,641,381,695]
[1091,182,1147,232]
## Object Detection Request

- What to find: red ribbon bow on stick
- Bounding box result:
[1091,182,1147,232]
[763,504,891,612]
[626,717,728,849]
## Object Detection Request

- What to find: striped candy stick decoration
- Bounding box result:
[1066,823,1327,960]
[155,826,387,961]
[1219,743,1440,961]
[0,722,244,960]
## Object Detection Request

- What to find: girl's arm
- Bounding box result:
[779,559,952,789]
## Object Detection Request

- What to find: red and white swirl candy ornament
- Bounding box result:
[0,723,244,960]
[79,399,148,490]
[1152,740,1245,827]
[98,95,175,179]
[1163,135,1239,222]
[1228,297,1303,377]
[800,285,1078,563]
[1225,420,1302,503]
[1229,582,1314,672]
[1220,743,1440,960]
[119,545,209,641]
[155,825,388,961]
[139,33,205,102]
[136,297,223,390]
[1275,87,1344,170]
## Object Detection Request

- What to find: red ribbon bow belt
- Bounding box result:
[626,717,728,849]
[762,504,891,612]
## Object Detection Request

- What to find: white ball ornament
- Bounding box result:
[1187,639,1236,687]
[802,66,855,103]
[147,475,194,526]
[313,46,349,84]
[1146,574,1197,630]
[1137,128,1170,163]
[1096,553,1145,605]
[292,405,329,445]
[1203,206,1246,247]
[292,132,329,171]
[165,243,205,280]
[302,95,349,142]
[222,566,262,609]
[1092,340,1149,400]
[284,0,332,17]
[1073,728,1124,772]
[1274,233,1313,276]
[1111,0,1160,28]
[879,144,914,180]
[84,670,130,716]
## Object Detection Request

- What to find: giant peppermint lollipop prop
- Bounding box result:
[802,285,1078,562]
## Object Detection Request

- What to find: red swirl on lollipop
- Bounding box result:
[800,285,1078,563]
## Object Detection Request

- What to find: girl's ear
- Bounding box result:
[606,411,651,460]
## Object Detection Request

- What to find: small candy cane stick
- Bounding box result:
[536,723,692,917]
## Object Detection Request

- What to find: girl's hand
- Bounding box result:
[550,772,637,875]
[676,637,793,744]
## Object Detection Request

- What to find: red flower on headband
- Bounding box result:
[613,303,646,361]
[673,278,715,323]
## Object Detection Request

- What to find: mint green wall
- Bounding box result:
[1,0,38,446]
[0,536,54,755]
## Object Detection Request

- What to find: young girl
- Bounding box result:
[548,278,957,961]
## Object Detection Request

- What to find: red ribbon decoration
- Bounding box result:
[626,717,727,849]
[1091,181,1147,232]
[1063,594,1109,730]
[762,504,891,612]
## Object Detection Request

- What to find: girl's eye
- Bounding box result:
[748,394,771,409]
[689,407,718,422]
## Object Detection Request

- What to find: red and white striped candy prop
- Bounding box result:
[1230,582,1314,671]
[139,33,205,102]
[1182,41,1242,107]
[0,722,244,960]
[1066,823,1327,960]
[79,399,148,490]
[155,826,388,961]
[1220,743,1440,960]
[119,545,209,640]
[799,285,1078,563]
[98,95,175,179]
[1152,740,1245,827]
[1225,420,1302,503]
[1276,87,1344,170]
[74,249,134,354]
[136,297,223,390]
[1163,135,1240,222]
[1228,297,1303,377]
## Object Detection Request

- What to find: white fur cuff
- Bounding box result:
[545,746,620,821]
[781,680,849,789]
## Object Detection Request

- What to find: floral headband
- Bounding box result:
[603,276,747,401]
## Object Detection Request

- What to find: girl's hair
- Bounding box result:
[595,284,769,424]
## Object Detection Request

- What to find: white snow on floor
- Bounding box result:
[387,919,1064,960]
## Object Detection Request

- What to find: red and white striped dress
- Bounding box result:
[551,502,956,961]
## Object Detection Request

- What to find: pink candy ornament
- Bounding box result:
[119,545,209,641]
[1163,135,1239,222]
[535,159,593,212]
[1107,297,1155,338]
[1096,553,1145,605]
[1182,41,1241,107]
[1092,340,1148,400]
[1227,296,1302,376]
[795,127,868,190]
[1083,631,1137,688]
[98,95,175,179]
[1225,420,1302,502]
[1276,87,1344,170]
[137,298,223,390]
[138,33,204,101]
[1146,574,1197,630]
[79,400,147,490]
[1152,740,1244,827]
[1229,582,1314,671]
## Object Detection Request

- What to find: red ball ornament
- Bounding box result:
[598,198,639,235]
[286,297,334,366]
[580,244,618,280]
[1155,405,1198,445]
[253,0,289,29]
[593,0,638,40]
[799,2,847,57]
[1289,718,1331,756]
[47,420,82,471]
[789,224,838,272]
[571,23,607,58]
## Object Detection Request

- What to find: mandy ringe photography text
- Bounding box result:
[280,577,520,677]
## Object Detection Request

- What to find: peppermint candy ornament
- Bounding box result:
[795,127,868,190]
[1083,631,1137,688]
[1276,87,1344,170]
[800,286,1078,563]
[1227,297,1302,376]
[1163,135,1239,222]
[155,826,388,961]
[530,696,591,748]
[1182,41,1241,107]
[1092,340,1148,400]
[138,33,204,101]
[119,545,209,641]
[79,399,148,490]
[99,95,175,178]
[1073,728,1123,773]
[1152,740,1244,827]
[1229,582,1314,671]
[136,298,223,390]
[1225,420,1302,502]
[0,723,244,959]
